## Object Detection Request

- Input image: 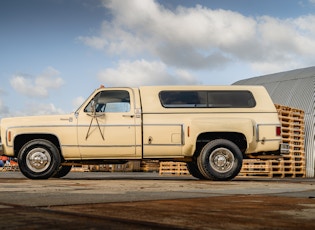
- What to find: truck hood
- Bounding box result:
[0,113,75,128]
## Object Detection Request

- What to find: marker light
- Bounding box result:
[276,126,281,136]
[8,131,11,142]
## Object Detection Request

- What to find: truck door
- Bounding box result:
[76,89,138,159]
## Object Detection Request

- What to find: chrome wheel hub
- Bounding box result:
[26,148,51,172]
[209,147,234,173]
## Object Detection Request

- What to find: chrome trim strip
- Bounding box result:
[77,124,140,128]
[143,111,278,115]
[143,123,183,126]
[262,139,282,142]
[77,145,141,148]
[6,124,140,129]
[61,145,78,148]
[181,124,185,145]
[143,144,182,147]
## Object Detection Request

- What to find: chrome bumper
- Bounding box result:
[280,143,290,154]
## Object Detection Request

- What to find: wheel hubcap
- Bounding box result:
[209,147,234,173]
[26,148,51,173]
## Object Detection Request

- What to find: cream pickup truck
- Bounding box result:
[0,85,285,180]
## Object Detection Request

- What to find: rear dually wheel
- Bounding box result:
[197,139,243,181]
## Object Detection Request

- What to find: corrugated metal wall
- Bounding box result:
[304,114,315,177]
[234,67,315,177]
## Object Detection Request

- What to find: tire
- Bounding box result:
[197,139,243,181]
[53,165,72,178]
[186,161,207,179]
[18,139,61,179]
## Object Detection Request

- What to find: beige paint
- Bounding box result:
[0,85,281,160]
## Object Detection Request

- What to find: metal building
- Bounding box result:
[234,66,315,177]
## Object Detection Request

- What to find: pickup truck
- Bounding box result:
[0,85,284,180]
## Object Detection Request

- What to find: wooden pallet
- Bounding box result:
[0,165,20,172]
[238,159,272,178]
[141,160,160,172]
[159,162,190,176]
[71,165,90,172]
[276,104,306,178]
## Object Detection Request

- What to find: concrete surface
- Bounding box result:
[0,171,315,229]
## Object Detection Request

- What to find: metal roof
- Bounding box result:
[234,66,315,114]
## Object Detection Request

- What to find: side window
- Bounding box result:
[159,90,255,108]
[207,91,256,108]
[159,91,207,108]
[84,90,130,113]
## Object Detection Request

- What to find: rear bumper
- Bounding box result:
[247,143,290,159]
[280,143,290,154]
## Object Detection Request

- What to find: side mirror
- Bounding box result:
[91,100,96,114]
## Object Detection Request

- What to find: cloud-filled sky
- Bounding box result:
[1,0,315,117]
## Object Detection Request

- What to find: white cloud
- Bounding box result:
[10,67,64,98]
[72,96,86,110]
[250,15,315,73]
[79,0,315,75]
[97,59,199,87]
[0,99,64,117]
[83,1,256,69]
[15,102,65,116]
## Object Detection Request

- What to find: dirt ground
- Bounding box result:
[0,172,315,229]
[50,195,315,229]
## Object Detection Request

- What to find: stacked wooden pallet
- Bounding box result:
[71,165,90,172]
[140,160,160,172]
[239,104,306,178]
[0,164,19,172]
[0,160,19,172]
[159,161,190,176]
[238,159,273,178]
[274,104,305,177]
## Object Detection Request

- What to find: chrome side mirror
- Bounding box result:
[91,100,96,114]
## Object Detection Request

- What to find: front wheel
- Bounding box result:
[18,139,61,179]
[197,139,243,181]
[53,165,72,178]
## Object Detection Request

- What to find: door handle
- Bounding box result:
[122,115,134,118]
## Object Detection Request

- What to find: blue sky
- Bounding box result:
[1,0,315,118]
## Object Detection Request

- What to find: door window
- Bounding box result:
[84,90,131,113]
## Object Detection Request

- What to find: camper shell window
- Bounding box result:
[159,90,256,108]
